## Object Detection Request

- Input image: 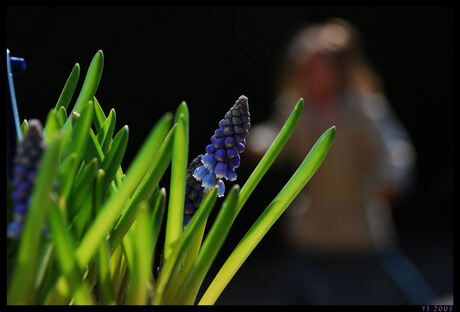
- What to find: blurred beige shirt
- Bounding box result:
[249,89,415,253]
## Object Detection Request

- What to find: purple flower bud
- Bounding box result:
[215,149,227,162]
[187,190,198,201]
[234,134,244,143]
[193,165,208,181]
[183,96,250,227]
[183,215,192,226]
[225,136,236,148]
[192,198,202,208]
[185,203,194,215]
[215,128,225,138]
[227,147,238,159]
[213,138,225,149]
[7,220,23,238]
[228,154,240,168]
[202,153,216,169]
[8,119,45,238]
[223,126,234,136]
[236,142,245,153]
[233,125,245,134]
[225,168,237,181]
[206,143,215,154]
[214,162,226,179]
[202,173,216,190]
[14,203,28,217]
[217,180,225,197]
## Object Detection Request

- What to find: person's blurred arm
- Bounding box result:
[360,92,417,204]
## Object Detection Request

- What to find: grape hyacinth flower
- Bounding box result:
[183,95,250,226]
[7,119,46,238]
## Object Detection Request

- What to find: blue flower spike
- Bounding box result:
[183,95,250,227]
[7,119,46,238]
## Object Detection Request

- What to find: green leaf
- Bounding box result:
[20,119,29,137]
[151,188,166,268]
[85,128,105,165]
[94,168,115,304]
[57,153,78,201]
[125,202,153,305]
[175,185,240,304]
[109,125,174,253]
[237,98,304,213]
[56,106,68,128]
[48,198,95,304]
[67,158,98,220]
[63,100,94,160]
[93,97,106,134]
[69,51,104,116]
[97,108,116,153]
[199,126,336,305]
[155,188,218,305]
[43,109,61,143]
[75,112,172,267]
[55,63,80,111]
[101,125,129,191]
[164,103,189,261]
[8,133,61,304]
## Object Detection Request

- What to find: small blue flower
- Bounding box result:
[193,165,208,181]
[183,95,250,227]
[217,180,225,198]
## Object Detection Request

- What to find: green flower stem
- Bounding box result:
[199,126,336,305]
[164,103,189,261]
[8,133,61,304]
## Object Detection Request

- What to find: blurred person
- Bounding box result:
[247,18,436,304]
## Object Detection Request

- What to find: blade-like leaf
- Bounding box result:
[19,119,29,137]
[237,98,304,213]
[8,133,61,304]
[97,108,116,153]
[43,109,60,143]
[125,202,153,305]
[76,112,172,266]
[164,104,189,261]
[199,126,336,305]
[175,185,240,304]
[155,188,218,305]
[109,125,174,253]
[56,106,68,128]
[48,198,95,304]
[68,51,103,117]
[93,97,106,133]
[101,125,129,191]
[55,63,80,111]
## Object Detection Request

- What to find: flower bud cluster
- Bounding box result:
[183,95,250,226]
[8,119,46,238]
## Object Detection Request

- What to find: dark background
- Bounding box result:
[6,6,453,304]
